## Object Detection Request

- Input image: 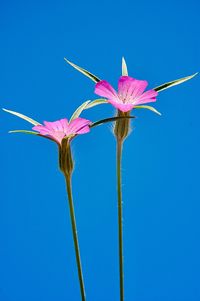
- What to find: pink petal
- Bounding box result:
[33,117,91,144]
[43,121,55,130]
[49,132,65,144]
[76,126,91,134]
[68,118,91,135]
[118,76,148,102]
[60,118,69,130]
[95,80,120,102]
[53,120,64,131]
[107,98,134,112]
[135,89,158,105]
[32,125,51,135]
[43,119,68,132]
[45,120,62,132]
[33,123,65,144]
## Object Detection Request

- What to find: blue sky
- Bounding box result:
[1,0,200,300]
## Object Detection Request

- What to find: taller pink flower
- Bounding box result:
[33,117,91,144]
[95,76,158,112]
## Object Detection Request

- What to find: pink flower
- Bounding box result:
[95,76,158,113]
[33,117,91,144]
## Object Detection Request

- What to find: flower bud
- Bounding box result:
[114,110,131,142]
[59,138,74,177]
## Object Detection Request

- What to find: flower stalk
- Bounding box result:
[116,138,124,301]
[114,111,131,301]
[59,140,86,301]
[64,174,86,301]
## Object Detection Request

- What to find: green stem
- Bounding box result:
[117,139,124,301]
[64,173,86,301]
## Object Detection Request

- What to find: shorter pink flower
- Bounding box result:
[95,76,158,112]
[33,117,91,144]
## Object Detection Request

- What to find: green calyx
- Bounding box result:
[114,111,131,142]
[59,138,74,177]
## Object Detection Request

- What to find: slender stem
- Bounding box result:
[64,173,86,301]
[117,139,124,301]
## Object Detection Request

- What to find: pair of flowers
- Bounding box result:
[4,57,196,144]
[4,58,197,301]
[4,61,160,143]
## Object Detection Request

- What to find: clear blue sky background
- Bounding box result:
[1,0,200,300]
